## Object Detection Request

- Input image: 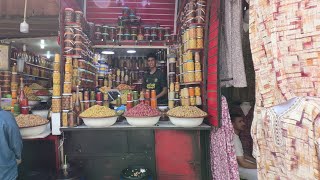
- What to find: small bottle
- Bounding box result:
[18,78,28,110]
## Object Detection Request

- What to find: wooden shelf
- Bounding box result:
[179,82,201,86]
[17,73,50,80]
[11,58,53,71]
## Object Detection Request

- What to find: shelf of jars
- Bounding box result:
[16,73,50,80]
[10,58,54,71]
[93,40,175,47]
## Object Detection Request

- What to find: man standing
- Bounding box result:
[231,114,257,180]
[0,107,23,180]
[142,53,168,105]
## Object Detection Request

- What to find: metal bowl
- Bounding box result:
[20,122,49,137]
[168,116,204,127]
[81,116,118,127]
[125,116,160,127]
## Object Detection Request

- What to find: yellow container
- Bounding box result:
[186,61,195,71]
[53,62,60,71]
[169,100,174,109]
[197,37,204,49]
[195,70,202,82]
[190,96,196,106]
[189,26,197,39]
[184,71,195,83]
[65,56,72,64]
[185,51,193,60]
[63,82,72,94]
[62,110,69,127]
[195,87,201,96]
[195,61,201,70]
[52,97,61,113]
[189,38,197,49]
[64,73,72,82]
[195,52,200,62]
[54,54,60,63]
[196,96,202,105]
[196,26,204,37]
[53,84,61,96]
[65,63,72,73]
[53,72,60,84]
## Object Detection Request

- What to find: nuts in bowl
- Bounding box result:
[79,105,117,127]
[167,106,207,127]
[124,103,160,127]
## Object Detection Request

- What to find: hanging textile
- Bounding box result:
[249,0,320,107]
[219,0,247,88]
[251,97,320,179]
[210,96,240,180]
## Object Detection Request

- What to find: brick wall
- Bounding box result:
[206,0,220,126]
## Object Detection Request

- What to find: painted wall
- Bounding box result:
[86,0,175,28]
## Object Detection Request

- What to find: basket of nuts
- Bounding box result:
[123,103,161,127]
[79,105,118,127]
[16,114,50,137]
[167,106,207,127]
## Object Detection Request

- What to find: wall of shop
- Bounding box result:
[86,0,175,28]
[207,0,220,126]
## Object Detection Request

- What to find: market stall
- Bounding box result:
[52,0,213,179]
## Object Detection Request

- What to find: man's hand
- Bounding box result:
[237,156,257,169]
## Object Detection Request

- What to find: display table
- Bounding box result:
[60,120,211,180]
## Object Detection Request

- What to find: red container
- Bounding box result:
[96,92,103,101]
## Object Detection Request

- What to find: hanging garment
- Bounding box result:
[210,96,240,180]
[219,0,247,88]
[249,0,320,107]
[230,106,254,157]
[251,97,320,179]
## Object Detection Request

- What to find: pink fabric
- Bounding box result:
[210,96,240,180]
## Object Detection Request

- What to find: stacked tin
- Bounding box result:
[52,54,62,114]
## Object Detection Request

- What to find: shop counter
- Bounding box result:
[60,120,211,131]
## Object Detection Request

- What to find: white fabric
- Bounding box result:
[239,167,258,180]
[233,134,244,157]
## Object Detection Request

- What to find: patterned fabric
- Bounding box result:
[249,0,320,108]
[210,96,240,180]
[251,97,320,179]
[219,0,247,88]
[231,106,254,157]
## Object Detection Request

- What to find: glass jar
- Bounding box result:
[95,24,102,33]
[195,70,202,82]
[144,27,151,35]
[197,37,204,49]
[158,27,164,41]
[64,8,74,23]
[189,26,197,39]
[195,86,201,96]
[189,38,197,49]
[52,97,61,113]
[53,84,61,96]
[117,26,124,35]
[131,26,138,35]
[75,11,83,24]
[151,27,157,36]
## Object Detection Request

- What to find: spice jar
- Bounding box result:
[174,82,180,92]
[169,62,176,72]
[65,73,72,82]
[53,72,60,84]
[169,100,174,109]
[195,61,201,71]
[158,27,164,41]
[65,63,72,73]
[102,25,109,34]
[190,96,196,106]
[62,110,69,127]
[169,91,175,99]
[64,8,74,23]
[195,87,201,96]
[169,82,175,92]
[63,82,72,93]
[151,98,157,108]
[144,27,151,35]
[195,70,202,82]
[52,97,61,113]
[137,27,144,40]
[21,107,29,115]
[126,101,133,111]
[62,94,72,110]
[164,27,171,36]
[184,71,195,83]
[196,96,202,105]
[196,26,204,37]
[188,87,195,97]
[109,27,116,40]
[95,24,102,33]
[189,38,197,49]
[186,60,195,71]
[53,84,61,96]
[197,37,204,49]
[75,11,83,24]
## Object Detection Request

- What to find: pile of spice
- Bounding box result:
[167,106,207,118]
[124,103,160,117]
[79,105,116,118]
[16,114,49,128]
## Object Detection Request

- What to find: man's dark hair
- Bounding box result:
[147,53,157,60]
[230,114,242,123]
